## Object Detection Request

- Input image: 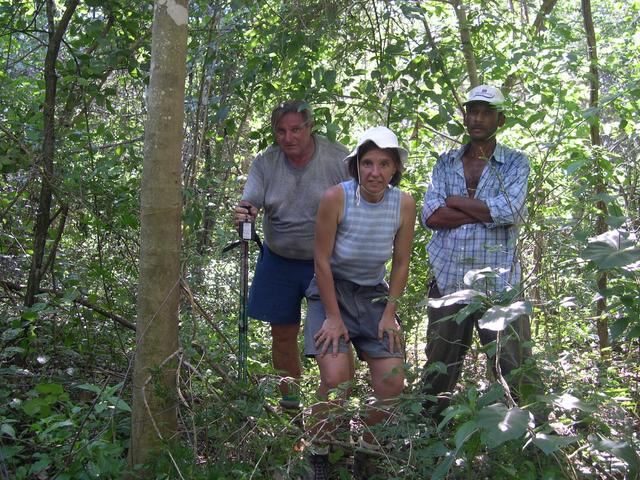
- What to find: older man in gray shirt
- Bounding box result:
[235,100,349,408]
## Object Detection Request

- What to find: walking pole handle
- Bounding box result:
[238,205,255,242]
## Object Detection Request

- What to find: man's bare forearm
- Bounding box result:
[425,206,478,229]
[445,196,493,223]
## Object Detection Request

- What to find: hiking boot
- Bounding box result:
[353,449,378,479]
[302,453,330,480]
[279,394,302,410]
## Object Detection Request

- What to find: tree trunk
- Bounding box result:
[503,0,559,93]
[24,0,79,307]
[451,0,479,87]
[130,0,189,471]
[520,0,530,24]
[532,0,559,33]
[581,0,609,355]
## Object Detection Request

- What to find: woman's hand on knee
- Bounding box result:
[378,314,403,354]
[314,315,349,358]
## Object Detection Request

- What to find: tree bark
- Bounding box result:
[451,0,479,87]
[129,0,189,471]
[520,0,530,24]
[503,0,559,93]
[24,0,79,307]
[581,0,609,355]
[532,0,559,33]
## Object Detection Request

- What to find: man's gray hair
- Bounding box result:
[270,100,314,131]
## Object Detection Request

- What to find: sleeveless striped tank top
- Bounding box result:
[331,180,402,286]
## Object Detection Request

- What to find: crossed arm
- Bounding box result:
[425,195,492,228]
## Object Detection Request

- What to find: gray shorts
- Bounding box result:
[304,276,404,359]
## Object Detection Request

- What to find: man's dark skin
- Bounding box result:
[425,101,506,228]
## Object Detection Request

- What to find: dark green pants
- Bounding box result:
[422,281,537,413]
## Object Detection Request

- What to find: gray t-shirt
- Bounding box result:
[242,135,349,260]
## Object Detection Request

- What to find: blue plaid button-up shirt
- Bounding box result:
[421,143,529,297]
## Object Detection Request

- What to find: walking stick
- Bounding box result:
[235,232,249,384]
[223,207,261,383]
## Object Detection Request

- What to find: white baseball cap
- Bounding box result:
[343,126,409,165]
[463,85,505,107]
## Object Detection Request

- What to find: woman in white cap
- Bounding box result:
[302,126,416,479]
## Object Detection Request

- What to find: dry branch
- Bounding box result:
[1,280,136,331]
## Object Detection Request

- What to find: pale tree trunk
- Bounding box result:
[581,0,609,355]
[519,0,530,23]
[532,0,559,33]
[507,0,514,14]
[503,0,559,92]
[24,0,79,307]
[130,0,189,471]
[451,0,479,87]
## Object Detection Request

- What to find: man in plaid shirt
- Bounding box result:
[421,85,536,414]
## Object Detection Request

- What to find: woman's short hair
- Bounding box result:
[347,140,403,186]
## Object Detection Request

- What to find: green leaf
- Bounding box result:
[323,69,336,89]
[542,392,595,412]
[589,435,640,477]
[477,384,505,408]
[526,110,546,126]
[29,455,52,474]
[454,420,478,449]
[21,311,37,321]
[582,106,600,119]
[565,160,586,175]
[431,450,456,480]
[328,446,344,463]
[437,404,472,430]
[533,433,579,454]
[0,423,16,439]
[22,398,45,416]
[463,267,499,286]
[427,289,484,309]
[476,404,532,448]
[61,288,80,303]
[326,123,338,143]
[1,328,23,341]
[478,301,532,331]
[36,383,64,395]
[215,105,230,122]
[609,317,630,341]
[582,230,640,270]
[446,121,464,136]
[75,383,102,394]
[0,346,24,359]
[107,396,132,413]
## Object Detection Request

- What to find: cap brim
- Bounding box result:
[343,146,409,165]
[463,99,502,107]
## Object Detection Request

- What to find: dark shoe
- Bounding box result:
[302,453,330,480]
[353,449,378,479]
[279,394,302,410]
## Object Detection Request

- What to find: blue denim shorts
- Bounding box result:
[247,245,314,325]
[303,276,404,359]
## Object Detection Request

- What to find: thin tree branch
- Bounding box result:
[2,280,136,331]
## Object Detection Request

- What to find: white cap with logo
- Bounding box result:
[463,85,505,107]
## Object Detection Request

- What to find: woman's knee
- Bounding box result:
[373,369,405,398]
[320,370,352,392]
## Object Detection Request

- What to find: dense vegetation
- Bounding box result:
[1,0,638,478]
